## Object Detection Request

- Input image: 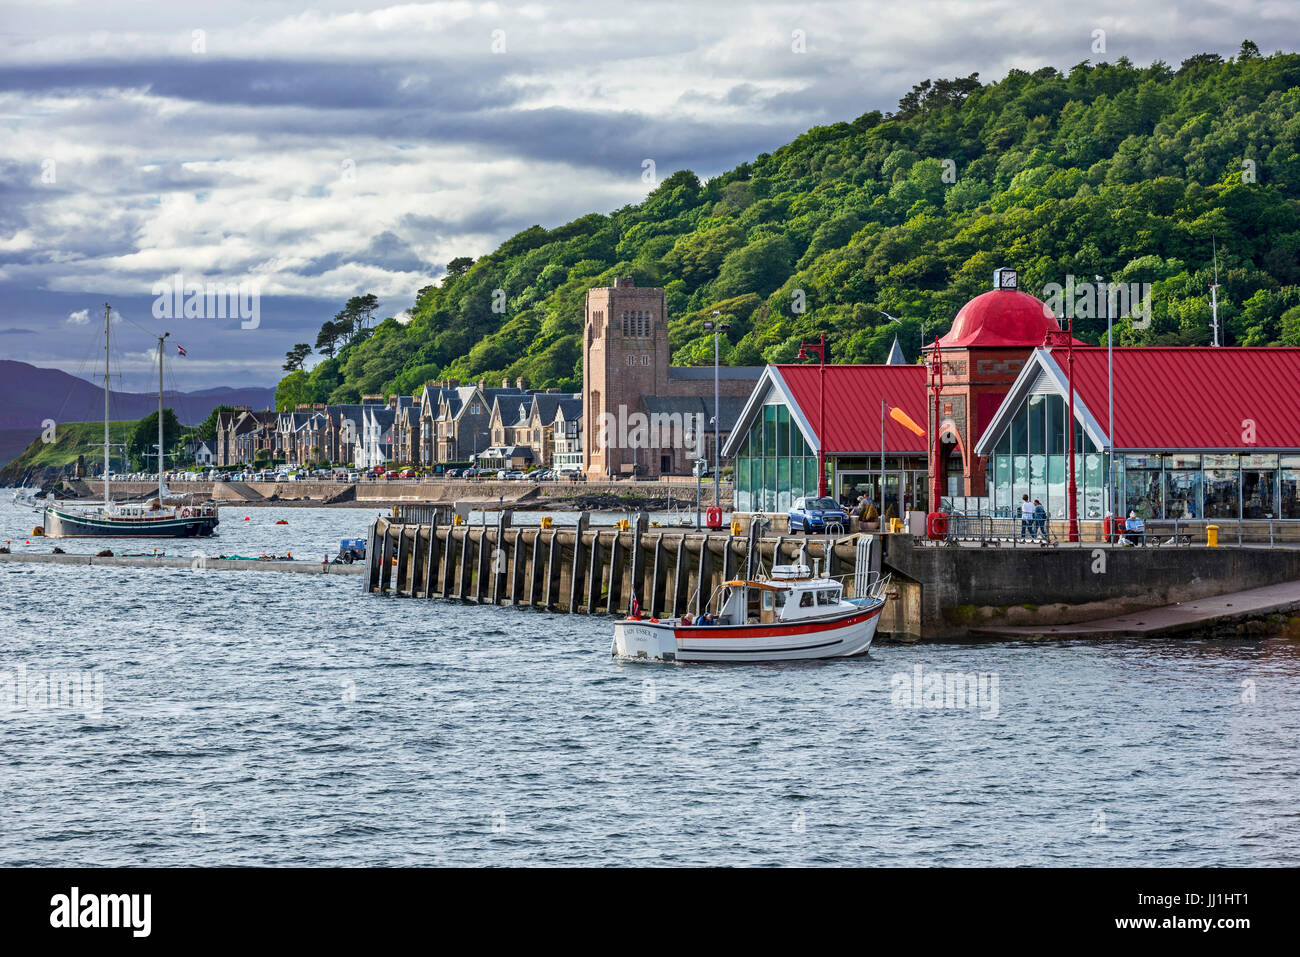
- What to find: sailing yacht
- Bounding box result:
[40,304,219,538]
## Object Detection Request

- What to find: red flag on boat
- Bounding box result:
[176,344,188,356]
[630,594,641,620]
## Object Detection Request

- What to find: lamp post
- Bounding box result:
[703,311,731,508]
[796,332,828,498]
[1098,274,1115,525]
[928,334,944,514]
[1044,322,1080,542]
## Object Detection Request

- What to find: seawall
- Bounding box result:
[881,536,1300,638]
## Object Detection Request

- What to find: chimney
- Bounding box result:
[502,377,510,388]
[446,378,459,389]
[515,376,526,391]
[613,276,635,288]
[477,379,486,392]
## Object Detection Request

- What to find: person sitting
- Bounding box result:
[698,612,714,626]
[680,613,694,626]
[1125,511,1146,545]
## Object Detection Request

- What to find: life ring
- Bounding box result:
[926,511,948,539]
[181,507,192,518]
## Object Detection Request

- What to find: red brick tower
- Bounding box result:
[927,268,1070,498]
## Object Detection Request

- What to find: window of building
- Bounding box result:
[1281,455,1300,519]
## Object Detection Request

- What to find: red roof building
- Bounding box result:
[973,346,1300,520]
[725,268,1300,521]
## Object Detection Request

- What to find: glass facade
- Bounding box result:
[1112,452,1297,521]
[989,393,1105,518]
[733,403,820,514]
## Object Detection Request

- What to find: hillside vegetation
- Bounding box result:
[0,421,134,483]
[278,43,1300,409]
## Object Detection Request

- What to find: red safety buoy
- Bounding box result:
[705,506,723,529]
[926,511,948,540]
[181,507,191,518]
[243,516,250,521]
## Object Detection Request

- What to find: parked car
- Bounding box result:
[504,470,526,480]
[445,468,463,478]
[788,496,850,534]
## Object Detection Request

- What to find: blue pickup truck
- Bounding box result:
[339,538,367,563]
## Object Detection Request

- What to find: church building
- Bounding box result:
[582,278,763,479]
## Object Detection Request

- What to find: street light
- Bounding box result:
[1098,274,1115,526]
[1044,322,1079,542]
[796,332,828,498]
[702,311,731,507]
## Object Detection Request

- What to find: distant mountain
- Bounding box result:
[0,360,276,431]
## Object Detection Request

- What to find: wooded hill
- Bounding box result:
[277,43,1300,410]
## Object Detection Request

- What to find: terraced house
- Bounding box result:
[482,391,583,471]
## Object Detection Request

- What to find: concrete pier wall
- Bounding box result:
[882,536,1300,638]
[364,515,878,621]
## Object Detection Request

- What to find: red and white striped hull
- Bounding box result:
[612,602,883,663]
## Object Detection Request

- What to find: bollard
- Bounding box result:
[1207,524,1219,547]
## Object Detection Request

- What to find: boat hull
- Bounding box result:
[612,602,882,663]
[42,507,219,539]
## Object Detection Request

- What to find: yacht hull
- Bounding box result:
[42,506,219,538]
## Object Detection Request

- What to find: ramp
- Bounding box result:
[971,579,1300,639]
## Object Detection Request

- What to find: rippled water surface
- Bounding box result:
[1,500,1298,866]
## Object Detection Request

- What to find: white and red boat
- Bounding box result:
[612,564,887,663]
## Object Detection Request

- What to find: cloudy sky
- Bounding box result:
[0,0,1292,391]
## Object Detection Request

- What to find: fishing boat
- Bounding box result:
[612,563,888,663]
[40,304,219,538]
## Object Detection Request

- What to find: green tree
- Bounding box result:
[196,404,234,442]
[128,409,183,472]
[282,343,312,372]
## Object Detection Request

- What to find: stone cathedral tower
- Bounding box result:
[582,278,669,479]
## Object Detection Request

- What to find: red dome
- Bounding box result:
[938,289,1062,348]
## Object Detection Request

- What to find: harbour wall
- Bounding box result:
[364,515,883,623]
[366,516,1300,641]
[882,535,1300,638]
[76,479,729,508]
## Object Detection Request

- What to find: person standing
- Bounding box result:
[1020,494,1034,539]
[1032,499,1048,540]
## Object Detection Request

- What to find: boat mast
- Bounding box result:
[157,331,169,498]
[103,302,111,507]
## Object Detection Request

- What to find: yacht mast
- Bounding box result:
[157,332,170,498]
[103,303,111,507]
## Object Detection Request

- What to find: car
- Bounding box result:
[788,496,850,534]
[504,470,526,480]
